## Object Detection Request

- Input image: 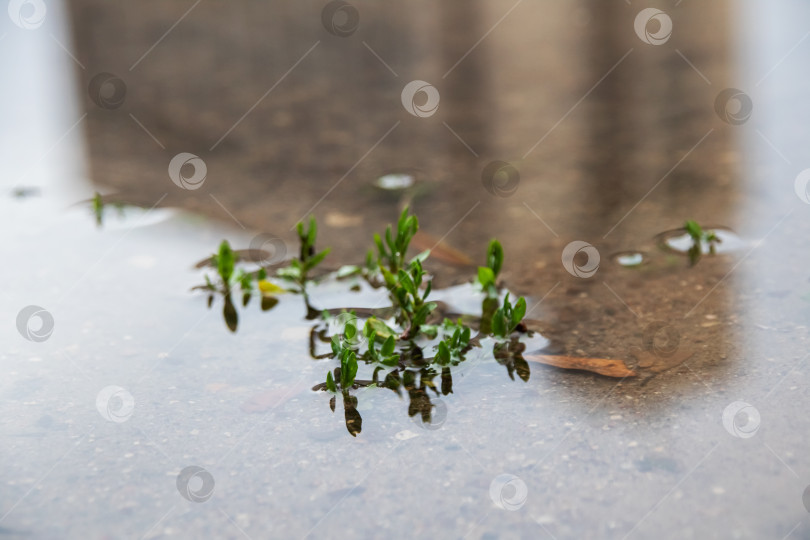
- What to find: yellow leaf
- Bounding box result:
[258,280,286,295]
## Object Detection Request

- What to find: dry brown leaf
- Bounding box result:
[524,354,637,378]
[411,230,472,266]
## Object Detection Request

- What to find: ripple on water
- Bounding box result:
[655,226,744,256]
[610,251,647,267]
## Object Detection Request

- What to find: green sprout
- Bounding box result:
[278,216,330,296]
[371,207,423,275]
[89,192,125,227]
[200,240,276,331]
[476,239,503,297]
[433,320,472,365]
[491,293,527,338]
[381,258,437,340]
[684,220,721,267]
[364,327,400,366]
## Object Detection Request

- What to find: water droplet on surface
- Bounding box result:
[611,251,646,267]
[375,173,415,191]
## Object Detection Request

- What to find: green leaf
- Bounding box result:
[364,321,376,340]
[397,207,409,238]
[684,220,702,241]
[345,322,357,341]
[380,267,396,288]
[385,226,395,252]
[477,266,495,288]
[380,354,400,366]
[381,335,395,356]
[436,341,450,364]
[410,249,430,263]
[344,351,358,387]
[491,309,506,337]
[305,248,330,271]
[307,216,317,247]
[461,325,471,345]
[487,239,504,277]
[331,335,341,356]
[326,371,336,392]
[365,317,396,340]
[513,296,527,326]
[398,269,417,296]
[373,233,386,258]
[216,240,235,283]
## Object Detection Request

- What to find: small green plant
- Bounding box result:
[192,207,541,436]
[278,216,330,296]
[381,258,437,340]
[364,328,400,366]
[204,240,268,296]
[198,240,277,331]
[491,293,527,338]
[433,319,472,365]
[371,207,422,275]
[89,192,125,227]
[476,239,503,297]
[684,220,721,266]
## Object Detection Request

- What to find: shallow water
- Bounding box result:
[4,0,810,539]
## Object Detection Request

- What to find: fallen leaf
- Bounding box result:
[524,354,636,378]
[411,231,472,266]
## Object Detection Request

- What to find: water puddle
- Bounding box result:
[184,213,643,437]
[655,226,745,256]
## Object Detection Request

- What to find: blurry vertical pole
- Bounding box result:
[582,0,734,242]
[0,0,89,201]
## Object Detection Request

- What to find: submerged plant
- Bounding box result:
[325,332,359,392]
[433,319,472,365]
[381,258,437,340]
[491,293,527,338]
[199,240,278,331]
[684,220,721,266]
[364,325,400,366]
[193,207,537,435]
